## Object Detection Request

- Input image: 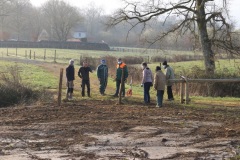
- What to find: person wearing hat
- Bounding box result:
[97,59,108,95]
[154,66,166,107]
[78,61,93,97]
[113,58,128,97]
[66,59,75,100]
[163,60,175,101]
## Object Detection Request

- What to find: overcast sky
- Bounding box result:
[30,0,240,28]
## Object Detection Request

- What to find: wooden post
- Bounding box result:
[180,81,184,104]
[44,49,46,60]
[118,67,125,104]
[185,80,189,104]
[54,50,56,62]
[58,68,64,106]
[29,50,31,59]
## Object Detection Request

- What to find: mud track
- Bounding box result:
[0,99,240,159]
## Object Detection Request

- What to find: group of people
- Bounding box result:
[141,60,175,107]
[65,58,174,108]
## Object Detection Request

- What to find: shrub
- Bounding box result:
[0,65,51,107]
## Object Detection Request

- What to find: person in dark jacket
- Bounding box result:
[66,59,75,100]
[97,59,108,95]
[113,58,128,97]
[78,61,92,97]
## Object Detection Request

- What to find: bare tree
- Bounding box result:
[107,0,240,74]
[42,0,83,41]
[0,0,12,40]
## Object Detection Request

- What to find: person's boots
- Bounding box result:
[69,93,73,100]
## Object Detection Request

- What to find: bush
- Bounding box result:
[0,65,51,107]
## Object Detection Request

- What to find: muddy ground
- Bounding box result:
[0,99,240,160]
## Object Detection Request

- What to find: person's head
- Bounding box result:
[69,59,74,66]
[117,58,122,64]
[163,60,168,69]
[101,59,106,65]
[141,62,147,70]
[83,61,88,67]
[155,66,161,72]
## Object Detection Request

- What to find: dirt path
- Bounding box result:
[0,99,240,159]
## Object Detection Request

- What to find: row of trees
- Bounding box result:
[1,0,240,73]
[0,0,208,50]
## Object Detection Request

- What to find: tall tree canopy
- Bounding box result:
[107,0,240,74]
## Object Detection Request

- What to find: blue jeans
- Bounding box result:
[156,90,164,107]
[144,82,152,103]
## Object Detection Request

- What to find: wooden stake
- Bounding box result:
[118,66,125,104]
[58,68,64,106]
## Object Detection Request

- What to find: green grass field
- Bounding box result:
[1,48,240,107]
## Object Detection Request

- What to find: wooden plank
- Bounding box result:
[169,79,240,83]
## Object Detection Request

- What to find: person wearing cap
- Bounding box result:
[154,66,166,107]
[163,60,175,101]
[66,59,75,100]
[141,62,153,104]
[97,59,108,95]
[113,58,128,97]
[78,61,93,97]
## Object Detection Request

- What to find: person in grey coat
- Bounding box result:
[154,66,166,107]
[163,60,175,101]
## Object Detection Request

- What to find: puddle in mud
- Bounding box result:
[0,118,239,159]
[72,124,238,159]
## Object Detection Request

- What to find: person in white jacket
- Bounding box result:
[141,62,153,104]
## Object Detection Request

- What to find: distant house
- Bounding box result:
[72,31,87,42]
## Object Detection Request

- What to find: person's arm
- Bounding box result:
[78,67,82,78]
[89,67,93,73]
[141,69,146,84]
[154,73,158,90]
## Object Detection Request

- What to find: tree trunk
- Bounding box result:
[196,0,215,75]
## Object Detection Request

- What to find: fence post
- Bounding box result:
[29,50,31,59]
[118,67,125,104]
[54,50,57,62]
[58,68,64,106]
[180,80,184,104]
[44,49,46,60]
[185,79,189,104]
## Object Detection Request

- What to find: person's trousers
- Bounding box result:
[115,80,125,96]
[82,80,90,97]
[167,85,174,100]
[67,81,74,93]
[99,78,107,94]
[156,90,164,107]
[144,82,152,103]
